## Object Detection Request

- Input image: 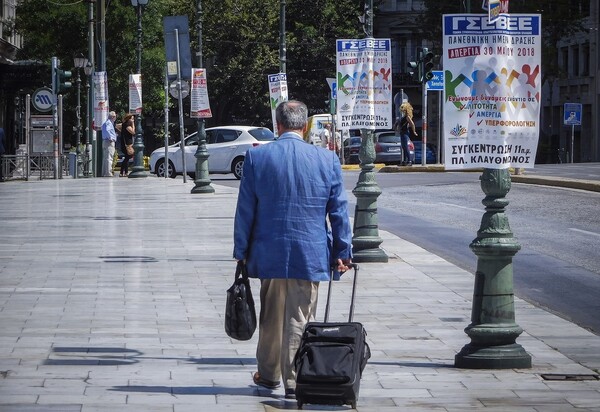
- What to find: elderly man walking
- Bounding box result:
[233,100,353,399]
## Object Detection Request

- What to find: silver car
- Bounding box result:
[149,126,275,179]
[373,131,404,165]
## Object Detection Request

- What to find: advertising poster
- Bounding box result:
[128,74,142,115]
[268,73,288,136]
[190,68,212,119]
[336,38,392,130]
[443,14,541,170]
[93,71,109,130]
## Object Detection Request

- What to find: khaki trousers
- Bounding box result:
[256,278,319,390]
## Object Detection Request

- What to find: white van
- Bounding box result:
[304,114,333,145]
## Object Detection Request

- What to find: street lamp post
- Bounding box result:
[191,0,215,194]
[351,0,388,263]
[83,62,93,177]
[129,0,148,178]
[74,53,88,179]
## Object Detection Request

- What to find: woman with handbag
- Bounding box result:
[119,114,135,177]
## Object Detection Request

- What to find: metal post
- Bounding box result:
[86,0,94,177]
[95,0,106,177]
[51,57,59,180]
[279,0,286,74]
[58,95,63,179]
[25,94,30,180]
[571,124,575,163]
[438,92,442,164]
[455,169,531,369]
[75,69,81,178]
[351,0,387,263]
[129,2,147,178]
[164,64,170,179]
[174,28,187,183]
[421,79,428,166]
[191,0,215,193]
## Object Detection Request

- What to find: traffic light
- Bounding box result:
[52,58,72,95]
[421,48,435,82]
[56,68,73,93]
[407,60,421,83]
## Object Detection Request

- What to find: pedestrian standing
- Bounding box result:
[119,114,135,177]
[396,102,418,166]
[233,100,353,399]
[320,123,331,149]
[101,111,118,176]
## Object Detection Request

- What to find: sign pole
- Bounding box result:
[421,81,428,166]
[571,124,575,163]
[164,64,170,178]
[174,28,187,183]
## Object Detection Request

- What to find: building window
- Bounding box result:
[572,46,579,76]
[581,44,589,76]
[395,0,409,11]
[560,47,568,75]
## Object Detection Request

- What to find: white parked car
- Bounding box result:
[149,126,275,180]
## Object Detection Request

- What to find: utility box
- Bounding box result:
[30,115,54,154]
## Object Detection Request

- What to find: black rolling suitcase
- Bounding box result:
[293,264,371,409]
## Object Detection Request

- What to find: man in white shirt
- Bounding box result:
[101,111,117,177]
[319,123,331,149]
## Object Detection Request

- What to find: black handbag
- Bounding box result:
[225,261,257,341]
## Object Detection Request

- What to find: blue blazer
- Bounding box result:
[233,132,352,282]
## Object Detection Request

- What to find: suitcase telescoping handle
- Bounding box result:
[324,263,359,323]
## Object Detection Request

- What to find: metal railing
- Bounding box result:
[0,154,69,181]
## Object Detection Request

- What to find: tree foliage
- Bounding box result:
[15,0,362,139]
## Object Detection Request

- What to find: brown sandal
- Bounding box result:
[253,372,280,389]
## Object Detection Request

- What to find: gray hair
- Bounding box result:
[109,111,117,119]
[275,100,307,130]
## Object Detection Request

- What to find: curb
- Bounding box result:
[341,163,600,192]
[511,175,600,192]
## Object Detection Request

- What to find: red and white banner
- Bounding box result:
[128,74,142,115]
[190,68,212,119]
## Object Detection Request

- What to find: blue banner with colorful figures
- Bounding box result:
[443,14,541,170]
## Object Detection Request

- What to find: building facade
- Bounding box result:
[541,1,598,163]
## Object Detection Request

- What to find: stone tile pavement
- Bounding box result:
[0,177,599,411]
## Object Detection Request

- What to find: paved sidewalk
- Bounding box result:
[0,177,599,411]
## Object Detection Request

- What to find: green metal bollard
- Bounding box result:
[455,168,531,369]
[351,130,388,263]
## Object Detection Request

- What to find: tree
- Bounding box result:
[14,0,167,119]
[14,0,362,140]
[165,0,362,125]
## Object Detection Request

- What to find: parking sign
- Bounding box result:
[563,103,582,126]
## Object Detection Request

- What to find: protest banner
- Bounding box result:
[443,14,541,170]
[336,38,392,130]
[268,73,288,136]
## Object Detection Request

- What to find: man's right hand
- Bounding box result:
[336,258,352,274]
